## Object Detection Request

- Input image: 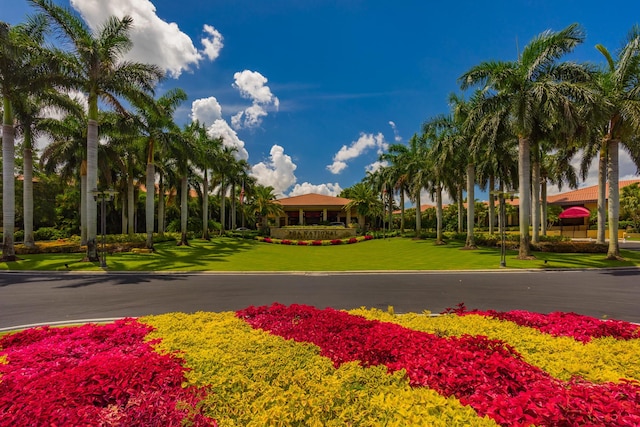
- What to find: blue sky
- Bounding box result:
[4,0,640,202]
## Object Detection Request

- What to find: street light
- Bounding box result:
[490,190,517,268]
[91,188,118,268]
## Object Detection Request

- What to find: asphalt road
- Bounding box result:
[1,268,639,330]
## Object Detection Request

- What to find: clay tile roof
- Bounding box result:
[548,179,640,205]
[276,193,352,207]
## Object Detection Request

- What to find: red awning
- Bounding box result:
[559,206,590,219]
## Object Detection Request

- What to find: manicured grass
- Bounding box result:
[2,237,640,271]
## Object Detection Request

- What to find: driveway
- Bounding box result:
[1,268,639,330]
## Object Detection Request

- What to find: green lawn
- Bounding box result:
[3,237,640,272]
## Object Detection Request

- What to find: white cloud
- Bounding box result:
[327,132,389,174]
[190,96,222,125]
[389,121,402,142]
[206,119,249,161]
[231,70,279,129]
[70,0,222,78]
[327,161,348,175]
[190,96,248,160]
[231,104,268,129]
[365,160,388,174]
[250,145,297,196]
[201,24,224,61]
[288,182,343,197]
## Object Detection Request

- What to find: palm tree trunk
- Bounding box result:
[541,179,548,236]
[179,176,189,246]
[465,163,476,248]
[80,161,87,245]
[231,183,237,230]
[387,190,393,232]
[127,176,135,235]
[518,136,532,258]
[202,170,209,240]
[2,116,16,261]
[488,176,495,235]
[158,174,165,237]
[457,185,463,233]
[597,147,607,244]
[86,118,99,261]
[145,162,155,249]
[436,184,444,244]
[531,159,541,243]
[607,139,620,259]
[23,129,35,248]
[219,177,226,235]
[400,189,405,233]
[415,189,421,235]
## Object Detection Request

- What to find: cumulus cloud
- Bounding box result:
[70,0,222,78]
[327,132,389,174]
[206,120,249,161]
[389,121,402,142]
[288,182,343,197]
[250,145,297,196]
[365,160,388,174]
[190,96,248,160]
[231,70,279,129]
[190,96,223,125]
[200,24,223,61]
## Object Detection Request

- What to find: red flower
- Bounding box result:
[0,320,216,426]
[238,304,640,427]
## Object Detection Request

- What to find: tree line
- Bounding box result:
[1,0,284,261]
[340,23,640,260]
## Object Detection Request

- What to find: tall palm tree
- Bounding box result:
[0,16,56,260]
[13,90,79,247]
[593,27,640,259]
[378,149,411,233]
[31,0,163,260]
[460,23,593,259]
[185,121,221,240]
[423,115,459,245]
[212,146,239,235]
[129,88,187,249]
[385,133,431,235]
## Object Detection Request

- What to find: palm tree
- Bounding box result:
[380,142,420,234]
[212,146,239,235]
[31,0,163,260]
[185,121,221,240]
[460,23,593,259]
[251,185,284,232]
[423,115,456,245]
[0,17,56,260]
[129,88,187,249]
[13,90,79,248]
[342,181,382,232]
[593,27,640,259]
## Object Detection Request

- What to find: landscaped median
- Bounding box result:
[1,306,639,426]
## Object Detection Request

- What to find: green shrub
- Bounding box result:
[34,227,70,241]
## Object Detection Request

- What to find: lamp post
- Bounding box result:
[490,190,517,268]
[91,188,118,268]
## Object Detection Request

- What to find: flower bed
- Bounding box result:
[1,306,639,426]
[256,234,372,245]
[0,319,214,426]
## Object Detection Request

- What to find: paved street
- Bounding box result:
[1,268,639,330]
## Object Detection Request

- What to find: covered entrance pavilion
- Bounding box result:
[274,193,354,226]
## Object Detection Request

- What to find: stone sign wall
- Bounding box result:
[271,227,356,240]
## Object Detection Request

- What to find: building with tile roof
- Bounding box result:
[274,193,356,226]
[547,179,640,207]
